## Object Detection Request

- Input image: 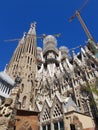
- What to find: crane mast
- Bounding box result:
[69,0,98,57]
[69,0,94,41]
[75,10,94,41]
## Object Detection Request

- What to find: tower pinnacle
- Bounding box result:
[19,32,26,44]
[28,22,37,35]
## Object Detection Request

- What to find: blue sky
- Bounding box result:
[0,0,98,71]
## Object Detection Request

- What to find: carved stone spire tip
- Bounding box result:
[30,22,37,28]
[23,32,26,37]
[28,22,37,35]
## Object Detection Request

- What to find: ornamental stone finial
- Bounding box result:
[30,22,37,28]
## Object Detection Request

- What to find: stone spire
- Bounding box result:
[80,46,86,64]
[28,22,36,35]
[72,50,76,59]
[19,32,26,44]
[6,32,26,78]
[6,22,37,110]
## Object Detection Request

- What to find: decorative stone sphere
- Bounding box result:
[43,35,57,48]
[59,46,69,55]
[37,47,42,52]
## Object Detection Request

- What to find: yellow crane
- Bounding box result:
[69,0,98,57]
[69,0,94,41]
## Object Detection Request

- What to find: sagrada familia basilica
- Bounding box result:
[0,21,98,130]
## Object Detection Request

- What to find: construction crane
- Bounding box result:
[69,0,98,57]
[4,33,61,42]
[69,45,82,52]
[69,0,94,41]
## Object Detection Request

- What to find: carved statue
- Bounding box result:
[0,98,13,117]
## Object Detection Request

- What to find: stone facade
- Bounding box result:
[0,22,98,129]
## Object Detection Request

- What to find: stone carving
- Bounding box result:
[0,98,13,117]
[19,120,32,130]
[73,115,83,130]
[0,117,9,130]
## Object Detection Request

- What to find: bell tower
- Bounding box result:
[6,22,37,110]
